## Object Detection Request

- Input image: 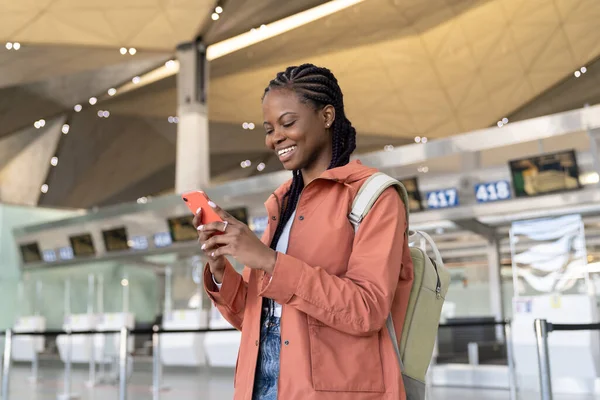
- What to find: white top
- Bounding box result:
[214,210,296,318]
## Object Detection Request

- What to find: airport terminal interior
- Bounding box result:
[2,0,600,399]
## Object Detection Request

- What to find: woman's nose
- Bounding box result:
[272,129,286,145]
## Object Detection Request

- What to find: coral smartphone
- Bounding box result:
[181,191,223,226]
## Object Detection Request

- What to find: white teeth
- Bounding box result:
[278,146,296,156]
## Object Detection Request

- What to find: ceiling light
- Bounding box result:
[502,117,509,124]
[13,42,20,50]
[74,104,82,112]
[248,122,255,130]
[121,279,129,286]
[97,110,104,117]
[108,88,117,96]
[414,136,421,143]
[5,42,12,50]
[241,160,251,168]
[580,172,600,185]
[242,122,249,129]
[212,13,219,20]
[215,6,223,13]
[260,24,267,30]
[418,166,429,173]
[132,76,141,84]
[384,145,394,151]
[50,156,58,166]
[257,162,266,171]
[137,197,148,204]
[165,60,176,69]
[497,121,504,128]
[120,47,127,55]
[574,70,582,78]
[128,48,136,55]
[62,124,70,134]
[39,119,45,127]
[34,121,41,129]
[103,111,110,118]
[89,97,97,105]
[581,66,587,74]
[168,116,174,123]
[207,0,367,60]
[421,137,428,143]
[41,184,48,194]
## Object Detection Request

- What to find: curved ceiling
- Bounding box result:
[209,0,600,139]
[2,0,600,208]
[0,0,213,50]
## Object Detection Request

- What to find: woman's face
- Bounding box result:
[262,88,334,174]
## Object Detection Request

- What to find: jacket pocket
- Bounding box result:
[307,319,385,392]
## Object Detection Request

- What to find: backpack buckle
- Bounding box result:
[348,212,362,226]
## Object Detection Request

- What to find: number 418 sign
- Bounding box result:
[475,181,511,203]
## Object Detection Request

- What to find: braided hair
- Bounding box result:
[263,64,357,252]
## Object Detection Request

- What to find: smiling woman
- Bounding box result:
[200,63,413,400]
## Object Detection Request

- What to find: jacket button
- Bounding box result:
[298,216,304,221]
[255,340,259,346]
[284,340,289,346]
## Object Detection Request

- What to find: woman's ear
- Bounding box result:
[322,105,335,128]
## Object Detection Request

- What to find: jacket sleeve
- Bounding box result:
[258,187,407,336]
[204,259,251,331]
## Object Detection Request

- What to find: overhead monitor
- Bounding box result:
[102,227,130,252]
[69,233,96,257]
[20,242,42,263]
[226,207,249,224]
[399,177,424,212]
[509,149,581,198]
[167,216,197,242]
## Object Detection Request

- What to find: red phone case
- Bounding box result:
[181,191,223,226]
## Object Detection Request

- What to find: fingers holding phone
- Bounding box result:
[192,206,227,282]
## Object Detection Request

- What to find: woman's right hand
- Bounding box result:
[193,208,226,283]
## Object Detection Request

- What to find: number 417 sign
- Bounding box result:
[475,181,511,203]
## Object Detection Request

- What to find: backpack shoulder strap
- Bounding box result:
[349,172,410,235]
[349,172,411,374]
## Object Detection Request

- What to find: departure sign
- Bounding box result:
[475,181,512,203]
[42,249,57,263]
[154,232,172,248]
[426,188,459,209]
[59,247,74,260]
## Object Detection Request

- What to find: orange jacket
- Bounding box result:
[204,160,414,400]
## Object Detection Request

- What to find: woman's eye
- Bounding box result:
[265,128,273,135]
[283,121,295,128]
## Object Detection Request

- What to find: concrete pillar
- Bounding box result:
[459,151,481,204]
[487,237,504,322]
[0,117,64,205]
[175,40,210,193]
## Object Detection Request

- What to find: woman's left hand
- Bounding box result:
[199,201,277,275]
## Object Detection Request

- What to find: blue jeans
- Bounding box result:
[252,305,281,400]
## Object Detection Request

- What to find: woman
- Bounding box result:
[195,64,414,400]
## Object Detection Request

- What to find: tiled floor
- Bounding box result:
[2,364,599,400]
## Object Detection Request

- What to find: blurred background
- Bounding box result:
[1,0,600,399]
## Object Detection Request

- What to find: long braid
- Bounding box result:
[264,64,357,250]
[262,64,356,320]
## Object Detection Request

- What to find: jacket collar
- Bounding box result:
[268,159,377,205]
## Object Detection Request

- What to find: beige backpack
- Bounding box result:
[349,172,451,400]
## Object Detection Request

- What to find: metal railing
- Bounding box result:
[534,318,600,400]
[0,320,521,400]
[0,326,236,400]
